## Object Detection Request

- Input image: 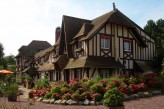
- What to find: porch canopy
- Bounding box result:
[22,67,36,75]
[64,56,123,69]
[37,63,54,71]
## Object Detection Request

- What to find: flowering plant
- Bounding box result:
[71,92,80,101]
[81,91,92,100]
[51,93,60,100]
[62,93,71,100]
[129,84,140,93]
[90,83,104,94]
[91,93,102,102]
[76,88,85,94]
[119,85,130,95]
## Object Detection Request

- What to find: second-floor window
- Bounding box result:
[124,39,132,52]
[101,36,111,50]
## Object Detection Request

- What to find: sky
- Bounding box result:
[0,0,164,56]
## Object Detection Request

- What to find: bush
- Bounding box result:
[51,86,61,93]
[91,93,102,102]
[75,88,85,94]
[51,93,60,100]
[62,93,71,100]
[81,91,92,100]
[90,83,104,94]
[6,83,19,96]
[61,87,71,94]
[103,88,124,107]
[44,92,52,99]
[0,87,4,94]
[71,92,80,101]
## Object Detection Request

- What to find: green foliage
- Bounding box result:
[0,87,4,94]
[62,93,71,100]
[103,88,124,107]
[44,92,52,99]
[4,55,16,65]
[0,43,4,58]
[35,76,50,89]
[144,19,164,71]
[71,92,80,101]
[90,83,104,94]
[91,93,102,102]
[51,86,61,93]
[0,58,7,69]
[6,83,19,96]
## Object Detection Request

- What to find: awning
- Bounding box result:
[22,67,36,75]
[37,63,54,71]
[65,56,123,69]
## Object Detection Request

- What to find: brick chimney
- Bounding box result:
[113,3,117,12]
[55,26,61,42]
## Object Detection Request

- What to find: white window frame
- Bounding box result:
[101,37,110,50]
[124,40,132,52]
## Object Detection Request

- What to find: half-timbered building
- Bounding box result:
[59,4,156,81]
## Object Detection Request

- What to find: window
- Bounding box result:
[77,41,82,48]
[124,39,132,52]
[101,36,111,49]
[98,69,110,78]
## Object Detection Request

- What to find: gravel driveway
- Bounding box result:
[1,95,164,109]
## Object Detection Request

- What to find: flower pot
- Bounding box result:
[108,106,124,109]
[8,95,17,101]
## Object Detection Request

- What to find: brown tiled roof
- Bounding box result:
[17,40,52,57]
[59,15,91,57]
[18,45,27,52]
[74,23,94,39]
[34,46,54,60]
[81,10,136,40]
[65,56,123,69]
[37,62,54,71]
[22,67,36,75]
[54,54,69,71]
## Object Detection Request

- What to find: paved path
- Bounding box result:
[18,86,31,98]
[1,86,164,109]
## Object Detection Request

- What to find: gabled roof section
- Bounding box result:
[34,46,54,60]
[74,23,94,39]
[17,40,52,57]
[81,9,135,40]
[18,45,27,52]
[59,15,91,57]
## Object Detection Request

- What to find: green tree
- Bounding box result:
[4,55,16,65]
[0,43,6,69]
[0,43,4,59]
[144,19,164,70]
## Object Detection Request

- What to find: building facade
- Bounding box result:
[16,5,156,82]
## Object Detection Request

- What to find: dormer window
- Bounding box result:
[124,39,132,52]
[77,41,82,48]
[101,35,111,50]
